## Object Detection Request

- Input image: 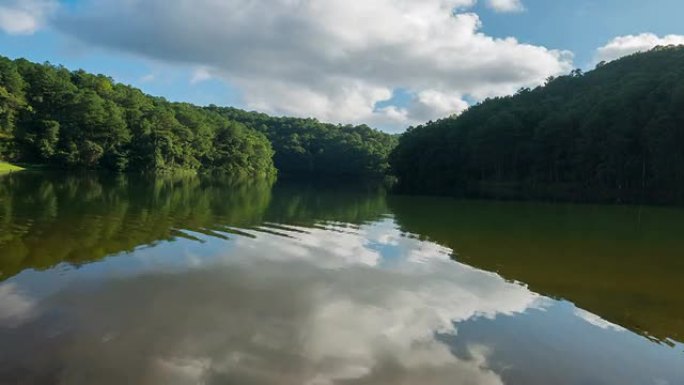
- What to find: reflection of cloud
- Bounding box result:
[1,262,532,384]
[232,219,456,269]
[364,219,401,246]
[237,223,384,267]
[153,357,210,385]
[574,308,626,332]
[240,228,381,268]
[303,266,538,384]
[0,283,35,326]
[0,218,544,384]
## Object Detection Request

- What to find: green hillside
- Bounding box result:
[0,56,395,177]
[391,46,684,203]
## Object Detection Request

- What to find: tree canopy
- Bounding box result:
[0,55,397,177]
[390,46,684,203]
[0,56,277,176]
[209,107,397,177]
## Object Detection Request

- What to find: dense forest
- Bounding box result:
[391,46,684,203]
[0,57,276,176]
[0,55,395,177]
[5,47,684,198]
[209,107,397,176]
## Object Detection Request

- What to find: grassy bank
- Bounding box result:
[0,162,24,174]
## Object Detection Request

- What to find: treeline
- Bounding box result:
[391,46,684,203]
[0,55,396,177]
[210,107,397,176]
[0,57,275,176]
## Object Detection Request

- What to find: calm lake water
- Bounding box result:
[0,172,683,385]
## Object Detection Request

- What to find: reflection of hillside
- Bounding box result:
[0,173,391,282]
[0,172,274,280]
[389,196,684,345]
[265,180,389,226]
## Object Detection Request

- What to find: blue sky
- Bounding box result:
[475,0,684,66]
[0,0,682,131]
[0,27,243,107]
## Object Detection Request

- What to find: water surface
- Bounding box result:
[0,172,682,384]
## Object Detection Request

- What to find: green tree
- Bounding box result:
[391,45,684,204]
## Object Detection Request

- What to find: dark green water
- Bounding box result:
[0,172,682,385]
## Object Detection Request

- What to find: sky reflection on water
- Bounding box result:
[0,173,683,384]
[1,217,682,385]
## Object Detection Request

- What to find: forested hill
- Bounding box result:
[391,46,684,203]
[0,56,276,176]
[208,107,397,176]
[0,55,396,177]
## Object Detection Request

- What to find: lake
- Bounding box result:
[0,172,682,385]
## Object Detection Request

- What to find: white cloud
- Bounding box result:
[486,0,524,13]
[190,66,212,85]
[410,90,471,121]
[55,0,572,131]
[0,0,55,35]
[596,33,684,63]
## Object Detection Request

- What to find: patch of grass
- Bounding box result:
[0,161,24,174]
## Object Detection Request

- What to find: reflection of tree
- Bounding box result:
[0,174,391,282]
[0,172,275,280]
[389,196,684,345]
[265,180,389,226]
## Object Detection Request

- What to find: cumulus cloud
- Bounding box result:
[596,33,684,63]
[0,0,55,35]
[486,0,524,13]
[53,0,572,131]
